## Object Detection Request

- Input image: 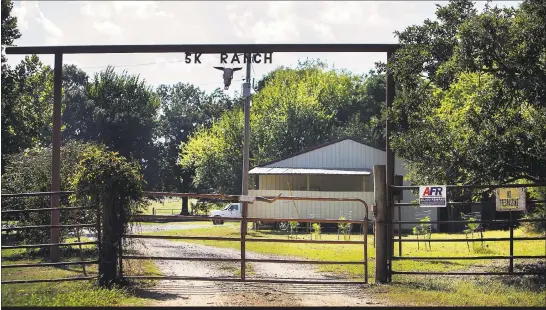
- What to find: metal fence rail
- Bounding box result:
[1,191,99,285]
[2,224,95,232]
[123,193,371,285]
[389,183,546,278]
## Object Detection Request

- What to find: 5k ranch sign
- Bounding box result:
[419,185,447,208]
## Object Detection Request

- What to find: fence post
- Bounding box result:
[394,175,403,257]
[118,237,123,280]
[96,204,102,284]
[364,217,369,284]
[374,165,388,283]
[241,202,248,281]
[509,211,514,273]
[98,194,118,287]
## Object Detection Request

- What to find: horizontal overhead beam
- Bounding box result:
[5,44,399,55]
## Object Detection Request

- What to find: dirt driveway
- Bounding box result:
[129,235,390,307]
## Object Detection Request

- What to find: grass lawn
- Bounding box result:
[1,238,162,307]
[131,221,208,226]
[142,223,546,307]
[142,198,199,215]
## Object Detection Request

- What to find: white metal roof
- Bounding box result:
[248,167,371,175]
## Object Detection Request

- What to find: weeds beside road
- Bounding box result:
[0,239,160,307]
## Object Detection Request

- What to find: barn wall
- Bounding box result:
[248,189,373,221]
[247,189,438,231]
[252,139,438,231]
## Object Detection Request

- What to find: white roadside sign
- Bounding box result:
[495,188,526,212]
[419,185,447,208]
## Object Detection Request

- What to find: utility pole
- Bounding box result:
[241,54,251,224]
[242,54,251,196]
[240,53,252,280]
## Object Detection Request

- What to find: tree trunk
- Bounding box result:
[180,196,190,215]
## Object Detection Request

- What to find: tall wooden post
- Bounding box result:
[374,165,388,283]
[99,195,118,287]
[385,50,396,281]
[394,175,404,256]
[50,53,63,262]
[240,54,252,280]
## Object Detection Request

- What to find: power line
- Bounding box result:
[78,54,234,70]
[80,59,185,69]
[199,78,244,87]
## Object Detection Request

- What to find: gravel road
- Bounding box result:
[128,230,389,307]
[134,222,211,234]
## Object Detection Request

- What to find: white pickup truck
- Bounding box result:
[209,202,293,230]
[209,202,242,225]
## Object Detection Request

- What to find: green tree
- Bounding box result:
[155,83,237,192]
[180,61,386,193]
[1,0,53,168]
[76,67,160,179]
[71,146,147,287]
[1,0,21,60]
[1,141,106,245]
[61,64,91,141]
[1,56,54,164]
[180,109,244,194]
[252,61,385,165]
[153,83,237,213]
[388,0,546,187]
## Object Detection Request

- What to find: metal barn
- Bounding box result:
[248,138,439,231]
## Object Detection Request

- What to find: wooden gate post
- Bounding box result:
[98,195,119,287]
[374,165,388,283]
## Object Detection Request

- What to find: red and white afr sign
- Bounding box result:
[419,185,447,208]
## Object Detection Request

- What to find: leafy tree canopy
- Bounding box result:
[387,0,546,186]
[151,83,239,192]
[180,61,387,194]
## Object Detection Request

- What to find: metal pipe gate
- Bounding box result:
[122,192,372,285]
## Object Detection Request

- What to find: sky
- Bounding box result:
[8,1,522,96]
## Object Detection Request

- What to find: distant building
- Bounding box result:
[248,138,439,231]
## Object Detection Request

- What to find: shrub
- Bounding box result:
[1,141,106,245]
[190,201,224,215]
[413,216,432,250]
[312,223,321,240]
[521,204,546,234]
[190,201,209,215]
[289,221,299,231]
[71,147,147,287]
[521,187,546,234]
[337,216,352,240]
